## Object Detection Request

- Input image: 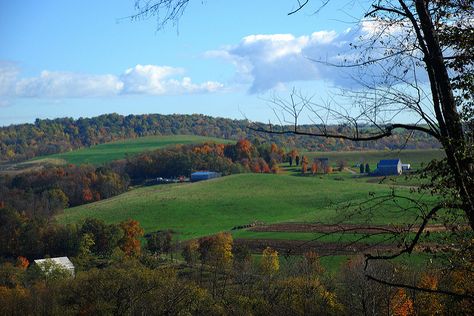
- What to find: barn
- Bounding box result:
[190,171,221,182]
[376,159,402,176]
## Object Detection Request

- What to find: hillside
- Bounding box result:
[0,134,233,174]
[59,172,438,240]
[1,113,440,162]
[305,148,446,169]
[35,134,233,165]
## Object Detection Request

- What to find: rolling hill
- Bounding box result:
[0,135,234,175]
[58,172,439,240]
[38,134,233,165]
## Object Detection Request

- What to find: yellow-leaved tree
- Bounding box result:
[261,247,279,276]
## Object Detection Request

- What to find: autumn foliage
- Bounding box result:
[197,232,233,269]
[16,256,29,270]
[119,219,144,257]
[416,273,444,315]
[390,289,414,316]
[261,247,279,276]
[301,156,309,174]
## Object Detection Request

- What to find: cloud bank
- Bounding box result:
[206,20,422,93]
[0,64,224,98]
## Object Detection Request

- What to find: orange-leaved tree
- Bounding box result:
[416,273,444,315]
[301,156,309,175]
[390,289,414,316]
[236,139,253,161]
[119,219,144,257]
[16,256,29,270]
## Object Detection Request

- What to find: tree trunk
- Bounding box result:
[414,0,474,229]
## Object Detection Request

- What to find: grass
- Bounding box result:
[59,172,439,240]
[33,135,233,165]
[304,148,445,170]
[232,230,453,245]
[233,230,395,243]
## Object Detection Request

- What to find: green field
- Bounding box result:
[34,135,233,165]
[304,148,445,169]
[59,172,439,240]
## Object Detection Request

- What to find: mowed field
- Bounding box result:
[1,135,233,175]
[60,169,441,237]
[305,148,445,169]
[59,173,417,238]
[34,134,234,165]
[58,148,455,266]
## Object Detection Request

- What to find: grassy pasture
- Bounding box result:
[57,146,452,270]
[304,148,445,169]
[232,230,452,244]
[33,134,233,165]
[59,172,440,240]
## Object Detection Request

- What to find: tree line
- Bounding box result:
[125,139,285,182]
[0,113,440,162]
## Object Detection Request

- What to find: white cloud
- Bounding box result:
[0,62,20,96]
[206,21,424,93]
[0,63,224,98]
[16,71,123,98]
[120,64,223,95]
[207,30,355,93]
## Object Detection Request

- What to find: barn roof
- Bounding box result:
[34,257,75,272]
[191,171,219,176]
[378,159,401,166]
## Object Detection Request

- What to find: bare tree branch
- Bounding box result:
[249,122,438,141]
[365,274,474,300]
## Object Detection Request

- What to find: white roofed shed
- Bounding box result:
[34,256,75,276]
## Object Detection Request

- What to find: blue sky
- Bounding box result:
[0,0,389,126]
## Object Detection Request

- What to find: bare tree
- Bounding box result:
[131,0,473,300]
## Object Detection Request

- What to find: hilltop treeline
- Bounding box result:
[0,113,439,162]
[125,139,285,181]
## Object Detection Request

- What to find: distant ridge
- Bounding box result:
[0,113,440,162]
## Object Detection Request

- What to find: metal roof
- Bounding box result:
[191,171,219,176]
[34,256,75,272]
[378,159,401,166]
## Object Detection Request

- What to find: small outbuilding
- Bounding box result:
[34,256,75,276]
[401,163,411,171]
[191,171,221,182]
[376,159,403,176]
[314,158,329,168]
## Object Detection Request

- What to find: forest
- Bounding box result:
[0,215,471,315]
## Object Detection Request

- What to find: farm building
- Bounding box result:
[314,157,329,168]
[402,163,411,171]
[191,171,221,182]
[375,159,403,176]
[34,256,75,276]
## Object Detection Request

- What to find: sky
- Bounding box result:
[0,0,396,126]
